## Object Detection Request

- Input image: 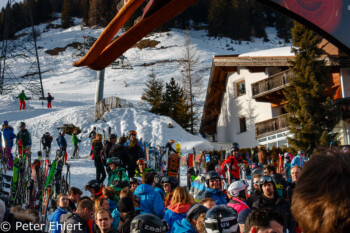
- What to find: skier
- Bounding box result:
[71,129,81,159]
[48,193,69,233]
[134,158,152,178]
[41,132,53,158]
[204,205,239,233]
[110,136,130,171]
[93,134,106,184]
[16,122,31,157]
[172,204,208,233]
[47,92,53,108]
[106,157,129,192]
[57,130,67,159]
[221,146,241,181]
[160,176,178,208]
[127,130,144,177]
[291,150,305,168]
[1,121,16,168]
[103,134,117,160]
[165,139,176,153]
[85,179,104,197]
[16,90,28,110]
[227,180,250,214]
[130,214,168,233]
[201,171,227,205]
[89,127,97,157]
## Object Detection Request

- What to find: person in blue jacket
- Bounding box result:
[201,171,228,205]
[57,130,67,159]
[1,121,16,168]
[49,193,69,233]
[134,172,164,218]
[171,204,208,233]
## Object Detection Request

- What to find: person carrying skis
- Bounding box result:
[57,130,67,159]
[165,139,176,153]
[134,158,152,178]
[93,134,106,184]
[71,129,81,159]
[220,146,241,181]
[47,92,53,108]
[106,157,129,192]
[16,90,28,110]
[16,122,31,157]
[41,132,53,158]
[1,121,16,168]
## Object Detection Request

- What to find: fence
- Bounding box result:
[95,96,133,121]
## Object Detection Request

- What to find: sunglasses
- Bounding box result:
[253,181,259,184]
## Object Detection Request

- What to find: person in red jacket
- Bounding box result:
[221,146,241,180]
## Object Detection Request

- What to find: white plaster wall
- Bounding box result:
[216,68,273,147]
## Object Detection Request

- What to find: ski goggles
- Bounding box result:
[129,130,137,136]
[259,175,274,185]
[137,159,146,165]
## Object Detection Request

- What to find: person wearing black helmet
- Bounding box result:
[85,179,104,197]
[161,176,178,207]
[201,171,227,205]
[130,214,168,233]
[172,204,208,233]
[252,175,295,233]
[106,157,129,193]
[204,205,239,233]
[129,177,141,192]
[41,132,53,158]
[134,158,152,178]
[16,122,32,157]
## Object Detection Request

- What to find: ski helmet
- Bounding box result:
[85,180,101,192]
[107,157,121,166]
[161,176,178,190]
[205,171,221,187]
[108,134,117,141]
[129,177,141,185]
[129,130,137,136]
[231,146,239,153]
[130,214,168,233]
[19,122,26,128]
[205,205,239,233]
[232,142,239,149]
[137,158,146,165]
[44,132,50,137]
[228,180,248,197]
[259,175,275,192]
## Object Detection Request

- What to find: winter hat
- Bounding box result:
[3,121,8,125]
[237,208,252,224]
[118,197,134,213]
[228,180,249,197]
[186,204,208,221]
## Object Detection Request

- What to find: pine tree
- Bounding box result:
[161,78,183,118]
[61,0,73,28]
[141,69,164,114]
[174,90,192,131]
[284,22,339,153]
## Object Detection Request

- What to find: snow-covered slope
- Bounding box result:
[1,17,291,191]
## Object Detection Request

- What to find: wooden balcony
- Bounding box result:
[251,70,296,105]
[255,114,289,138]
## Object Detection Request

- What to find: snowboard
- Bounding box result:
[179,153,188,187]
[148,146,156,170]
[167,153,180,178]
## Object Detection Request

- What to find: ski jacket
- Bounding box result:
[49,207,69,233]
[134,167,152,178]
[252,193,296,233]
[291,155,304,168]
[189,175,206,203]
[227,197,250,214]
[154,183,165,201]
[16,129,32,147]
[57,135,67,149]
[164,203,192,233]
[127,141,144,160]
[60,212,89,233]
[17,92,28,100]
[92,140,104,163]
[221,156,240,180]
[118,210,140,233]
[107,167,129,192]
[108,199,118,212]
[42,135,53,147]
[110,143,130,167]
[134,184,165,218]
[171,218,197,233]
[47,94,53,102]
[2,127,16,147]
[247,190,261,208]
[111,208,121,230]
[71,133,80,146]
[201,188,227,205]
[272,173,288,199]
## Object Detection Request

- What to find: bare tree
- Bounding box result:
[179,30,203,134]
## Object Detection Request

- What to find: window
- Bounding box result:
[239,117,247,133]
[236,80,246,97]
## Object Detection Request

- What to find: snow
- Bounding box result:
[0,17,291,194]
[239,46,294,57]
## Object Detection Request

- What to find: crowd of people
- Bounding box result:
[1,124,350,233]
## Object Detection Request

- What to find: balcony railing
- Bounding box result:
[255,114,289,137]
[252,70,296,98]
